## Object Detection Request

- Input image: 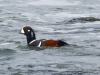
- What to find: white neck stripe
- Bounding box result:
[29,40,36,44]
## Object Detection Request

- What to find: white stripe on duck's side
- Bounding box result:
[37,42,41,47]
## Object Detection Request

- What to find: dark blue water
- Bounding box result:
[0,0,100,75]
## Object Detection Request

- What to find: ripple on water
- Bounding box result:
[6,66,100,75]
[0,48,16,56]
[0,0,100,75]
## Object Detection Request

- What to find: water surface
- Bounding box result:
[0,0,100,75]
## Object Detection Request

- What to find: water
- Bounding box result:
[0,0,100,75]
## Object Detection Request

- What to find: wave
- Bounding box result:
[27,0,80,6]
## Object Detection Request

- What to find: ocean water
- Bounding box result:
[0,0,100,75]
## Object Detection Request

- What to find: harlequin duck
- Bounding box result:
[20,26,68,47]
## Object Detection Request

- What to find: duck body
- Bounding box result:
[20,26,68,47]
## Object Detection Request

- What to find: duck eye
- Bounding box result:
[28,30,30,32]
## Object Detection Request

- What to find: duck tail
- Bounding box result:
[57,40,69,46]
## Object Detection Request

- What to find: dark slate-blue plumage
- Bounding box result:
[20,26,68,47]
[29,39,46,47]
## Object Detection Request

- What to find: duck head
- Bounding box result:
[20,26,36,45]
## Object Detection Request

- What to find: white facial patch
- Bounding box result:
[21,28,25,34]
[28,30,30,32]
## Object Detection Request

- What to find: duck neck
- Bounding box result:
[26,31,36,45]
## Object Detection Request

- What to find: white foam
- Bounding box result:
[21,12,47,22]
[27,0,80,6]
[35,17,48,22]
[35,26,54,32]
[45,12,88,19]
[21,12,35,20]
[0,43,13,46]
